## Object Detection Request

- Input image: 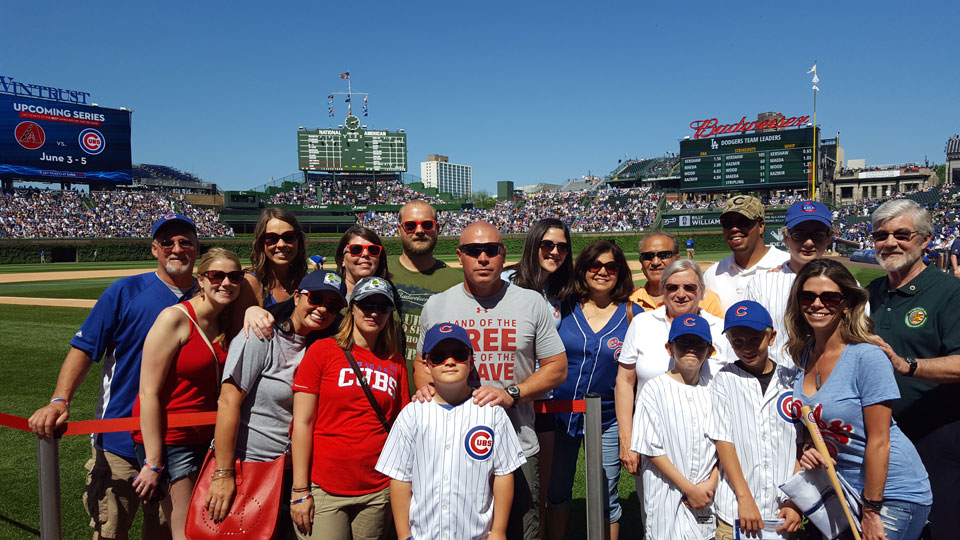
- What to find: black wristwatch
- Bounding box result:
[904,357,918,377]
[505,385,521,407]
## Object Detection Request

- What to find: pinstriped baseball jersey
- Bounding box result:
[375,399,526,540]
[708,362,802,527]
[633,373,717,540]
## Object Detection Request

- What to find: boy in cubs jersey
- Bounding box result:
[376,323,525,540]
[709,301,803,540]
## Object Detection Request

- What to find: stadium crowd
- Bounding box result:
[0,188,234,238]
[268,177,446,206]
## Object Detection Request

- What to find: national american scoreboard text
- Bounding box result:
[297,114,407,172]
[679,126,816,191]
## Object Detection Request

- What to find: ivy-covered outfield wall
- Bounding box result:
[0,231,729,265]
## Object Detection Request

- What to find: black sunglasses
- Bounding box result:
[425,349,471,365]
[200,270,245,284]
[640,250,676,262]
[156,238,196,251]
[355,301,393,314]
[306,291,343,310]
[719,216,758,230]
[798,291,845,307]
[459,243,504,258]
[788,230,831,243]
[664,283,698,293]
[539,240,569,254]
[401,219,436,233]
[263,231,299,246]
[870,230,919,243]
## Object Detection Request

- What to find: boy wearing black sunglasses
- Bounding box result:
[377,323,525,540]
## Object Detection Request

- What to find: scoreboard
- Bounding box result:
[679,127,816,191]
[297,114,406,173]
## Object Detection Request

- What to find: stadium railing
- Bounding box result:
[0,396,607,540]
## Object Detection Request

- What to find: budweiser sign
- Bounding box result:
[689,115,811,139]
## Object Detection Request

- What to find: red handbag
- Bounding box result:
[185,449,285,540]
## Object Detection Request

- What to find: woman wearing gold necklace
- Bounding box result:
[786,259,931,540]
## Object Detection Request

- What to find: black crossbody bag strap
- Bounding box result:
[341,348,391,433]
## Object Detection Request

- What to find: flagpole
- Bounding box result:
[347,69,352,116]
[812,86,817,200]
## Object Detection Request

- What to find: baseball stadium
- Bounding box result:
[1,73,958,540]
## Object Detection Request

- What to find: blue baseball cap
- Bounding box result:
[298,270,347,305]
[723,300,773,333]
[151,213,196,238]
[668,314,712,344]
[423,322,473,356]
[785,200,832,229]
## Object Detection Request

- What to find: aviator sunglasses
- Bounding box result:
[587,261,619,274]
[155,239,196,251]
[798,290,845,308]
[263,231,299,246]
[345,244,384,257]
[664,283,698,293]
[426,348,471,365]
[539,240,569,254]
[401,219,437,233]
[459,243,504,258]
[870,230,919,243]
[200,270,245,284]
[640,250,676,262]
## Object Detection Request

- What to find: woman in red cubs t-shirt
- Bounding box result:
[291,276,409,539]
[132,248,242,539]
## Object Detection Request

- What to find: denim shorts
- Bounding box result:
[134,443,208,484]
[546,421,622,523]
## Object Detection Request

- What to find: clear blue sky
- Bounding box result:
[4,1,957,193]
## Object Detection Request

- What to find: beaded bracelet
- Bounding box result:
[290,492,313,505]
[143,461,164,472]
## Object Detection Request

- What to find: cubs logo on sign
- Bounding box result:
[905,307,926,328]
[15,121,45,150]
[79,128,105,155]
[801,202,817,212]
[735,306,748,317]
[465,426,494,461]
[776,392,800,423]
[683,316,697,326]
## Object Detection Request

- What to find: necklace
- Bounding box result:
[815,367,822,390]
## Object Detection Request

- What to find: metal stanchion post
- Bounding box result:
[583,393,604,540]
[36,436,63,540]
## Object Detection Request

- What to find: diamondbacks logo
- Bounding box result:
[15,121,45,149]
[776,391,801,423]
[465,426,494,461]
[735,306,748,317]
[79,128,104,155]
[905,307,927,328]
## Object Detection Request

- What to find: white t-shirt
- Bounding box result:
[703,246,790,312]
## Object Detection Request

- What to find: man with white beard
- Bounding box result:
[866,199,960,539]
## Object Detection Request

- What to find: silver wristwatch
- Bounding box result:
[505,385,521,407]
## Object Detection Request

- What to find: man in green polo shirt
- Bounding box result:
[390,200,463,383]
[867,199,960,540]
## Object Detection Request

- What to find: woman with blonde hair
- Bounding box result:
[786,259,931,540]
[132,248,244,539]
[290,276,409,539]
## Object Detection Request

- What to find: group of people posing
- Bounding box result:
[26,194,960,540]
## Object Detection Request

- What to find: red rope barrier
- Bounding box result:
[0,401,584,436]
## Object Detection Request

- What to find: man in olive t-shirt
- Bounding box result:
[390,201,462,380]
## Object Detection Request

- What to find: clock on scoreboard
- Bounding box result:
[679,126,816,191]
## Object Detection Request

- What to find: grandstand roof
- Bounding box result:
[947,134,960,157]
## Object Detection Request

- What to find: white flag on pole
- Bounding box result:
[813,84,820,91]
[807,63,817,74]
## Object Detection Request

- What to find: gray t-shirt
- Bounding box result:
[221,329,308,462]
[418,281,566,457]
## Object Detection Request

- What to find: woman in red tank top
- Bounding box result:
[132,248,243,540]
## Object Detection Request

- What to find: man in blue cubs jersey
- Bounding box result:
[29,213,199,540]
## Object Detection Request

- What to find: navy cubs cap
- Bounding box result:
[668,314,712,344]
[723,300,774,333]
[151,213,196,238]
[423,322,473,356]
[298,270,346,305]
[785,200,832,229]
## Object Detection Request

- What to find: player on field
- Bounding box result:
[377,323,525,540]
[709,301,802,540]
[632,314,719,540]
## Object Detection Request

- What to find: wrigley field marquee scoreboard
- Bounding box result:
[679,126,816,191]
[297,114,407,173]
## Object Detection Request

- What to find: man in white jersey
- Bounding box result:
[415,221,567,540]
[703,195,789,311]
[377,323,525,540]
[741,200,834,364]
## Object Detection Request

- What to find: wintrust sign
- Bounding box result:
[689,115,810,139]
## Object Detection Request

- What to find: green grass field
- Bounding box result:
[0,255,889,539]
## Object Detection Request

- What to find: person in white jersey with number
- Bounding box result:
[377,322,525,540]
[703,195,789,312]
[633,314,719,540]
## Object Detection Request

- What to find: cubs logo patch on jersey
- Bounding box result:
[464,426,494,461]
[777,391,801,423]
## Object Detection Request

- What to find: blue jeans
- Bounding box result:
[546,420,621,523]
[839,499,930,540]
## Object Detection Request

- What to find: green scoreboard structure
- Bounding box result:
[679,127,816,192]
[297,114,407,172]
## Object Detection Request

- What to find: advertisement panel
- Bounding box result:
[661,209,788,249]
[0,93,132,182]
